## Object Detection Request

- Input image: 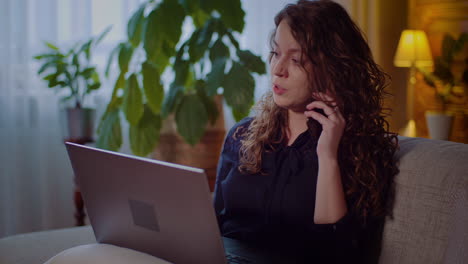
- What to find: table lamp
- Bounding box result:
[394,29,433,137]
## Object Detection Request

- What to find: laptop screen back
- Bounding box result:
[65,142,227,264]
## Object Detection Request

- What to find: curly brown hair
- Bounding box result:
[238,0,399,225]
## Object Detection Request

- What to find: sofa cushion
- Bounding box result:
[44,243,172,264]
[0,226,95,264]
[443,185,468,263]
[379,137,468,263]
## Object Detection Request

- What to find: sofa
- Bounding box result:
[0,136,467,264]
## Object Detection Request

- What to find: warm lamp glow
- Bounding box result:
[394,30,433,67]
[394,29,434,138]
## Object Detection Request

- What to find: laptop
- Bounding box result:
[65,142,285,264]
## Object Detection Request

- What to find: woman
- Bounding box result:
[214,0,398,262]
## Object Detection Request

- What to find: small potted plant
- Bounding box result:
[420,32,468,140]
[33,27,111,142]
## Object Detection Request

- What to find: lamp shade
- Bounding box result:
[394,30,433,67]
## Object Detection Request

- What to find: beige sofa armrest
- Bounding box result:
[379,137,468,264]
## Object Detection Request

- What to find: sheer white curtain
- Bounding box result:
[0,0,144,238]
[0,0,292,238]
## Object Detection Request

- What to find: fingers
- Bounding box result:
[306,92,344,120]
[305,106,345,131]
[304,109,329,125]
[306,100,337,117]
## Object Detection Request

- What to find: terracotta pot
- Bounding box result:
[425,111,454,140]
[152,96,226,191]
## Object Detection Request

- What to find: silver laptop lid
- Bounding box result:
[65,142,227,264]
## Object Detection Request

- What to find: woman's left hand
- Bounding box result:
[304,92,346,160]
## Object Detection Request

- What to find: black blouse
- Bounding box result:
[214,118,371,263]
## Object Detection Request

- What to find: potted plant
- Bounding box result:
[33,27,111,142]
[96,0,266,190]
[96,0,266,188]
[420,32,468,140]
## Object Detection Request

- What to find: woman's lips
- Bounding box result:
[273,84,287,95]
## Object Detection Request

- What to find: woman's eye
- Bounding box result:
[270,51,279,57]
[292,58,300,64]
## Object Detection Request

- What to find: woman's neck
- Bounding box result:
[286,109,308,146]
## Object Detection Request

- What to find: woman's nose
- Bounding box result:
[272,59,288,78]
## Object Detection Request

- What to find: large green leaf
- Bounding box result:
[179,0,210,28]
[123,74,144,126]
[142,61,164,114]
[206,58,226,96]
[191,6,210,28]
[96,108,122,151]
[143,0,185,64]
[232,108,248,123]
[158,41,173,70]
[185,67,196,90]
[178,0,196,13]
[188,19,214,62]
[128,4,145,47]
[214,0,245,33]
[162,83,184,117]
[143,8,161,63]
[118,43,134,73]
[178,0,208,28]
[129,105,162,156]
[112,72,126,98]
[209,38,230,63]
[199,0,216,13]
[173,59,190,86]
[175,94,208,145]
[158,0,185,46]
[187,29,202,61]
[237,50,266,74]
[212,18,227,36]
[195,80,218,125]
[223,61,254,121]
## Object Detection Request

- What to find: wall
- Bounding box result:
[335,0,409,133]
[410,0,468,143]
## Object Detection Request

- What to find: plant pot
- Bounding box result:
[425,111,454,140]
[62,108,96,142]
[152,96,226,192]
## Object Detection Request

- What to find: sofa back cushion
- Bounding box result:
[379,137,468,263]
